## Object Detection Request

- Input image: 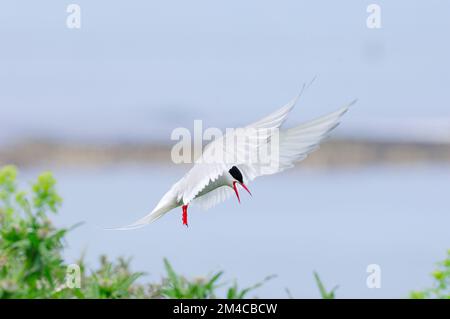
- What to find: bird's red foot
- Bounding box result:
[182,204,188,227]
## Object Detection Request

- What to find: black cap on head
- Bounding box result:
[228,166,243,184]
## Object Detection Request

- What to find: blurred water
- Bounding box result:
[20,164,450,298]
[3,0,450,298]
[1,1,450,144]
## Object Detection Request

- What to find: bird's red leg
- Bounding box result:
[182,204,188,227]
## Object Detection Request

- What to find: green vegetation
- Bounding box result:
[410,250,450,299]
[0,165,448,299]
[160,258,275,299]
[313,271,338,299]
[0,165,268,299]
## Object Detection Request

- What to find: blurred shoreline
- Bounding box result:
[1,138,449,169]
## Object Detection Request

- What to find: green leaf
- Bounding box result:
[314,271,338,299]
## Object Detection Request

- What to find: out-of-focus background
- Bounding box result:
[1,1,449,298]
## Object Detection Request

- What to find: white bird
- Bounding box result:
[114,90,356,229]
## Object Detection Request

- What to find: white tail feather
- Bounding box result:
[106,189,179,230]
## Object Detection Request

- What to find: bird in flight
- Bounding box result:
[114,89,356,229]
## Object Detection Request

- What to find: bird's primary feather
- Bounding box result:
[110,91,356,229]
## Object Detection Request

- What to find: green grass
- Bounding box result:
[410,250,450,299]
[0,165,270,298]
[313,271,338,299]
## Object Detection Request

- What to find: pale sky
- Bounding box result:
[1,1,449,143]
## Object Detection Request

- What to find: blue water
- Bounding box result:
[3,0,450,298]
[20,164,450,298]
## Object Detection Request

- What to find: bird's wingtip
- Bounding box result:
[349,98,358,107]
[339,99,358,114]
[293,76,318,105]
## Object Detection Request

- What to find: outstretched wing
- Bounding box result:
[177,94,300,205]
[192,186,234,210]
[236,99,357,183]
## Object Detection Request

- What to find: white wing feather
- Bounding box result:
[111,92,355,229]
[192,186,234,210]
[237,99,357,182]
[177,163,229,204]
[176,94,300,205]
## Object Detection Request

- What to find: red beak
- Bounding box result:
[232,181,241,203]
[232,181,252,204]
